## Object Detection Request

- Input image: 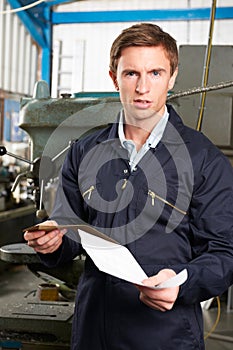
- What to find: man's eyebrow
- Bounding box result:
[121,68,137,73]
[149,67,167,73]
[121,67,167,74]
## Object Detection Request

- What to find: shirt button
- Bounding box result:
[123,169,128,174]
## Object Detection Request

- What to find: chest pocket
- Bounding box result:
[80,176,133,226]
[79,180,104,226]
[81,180,102,211]
[135,184,189,235]
[147,187,187,216]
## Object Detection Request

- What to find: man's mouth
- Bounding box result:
[133,99,152,109]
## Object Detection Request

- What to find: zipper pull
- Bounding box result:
[121,179,128,190]
[83,185,95,200]
[148,190,155,206]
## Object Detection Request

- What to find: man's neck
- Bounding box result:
[123,109,165,150]
[124,124,150,151]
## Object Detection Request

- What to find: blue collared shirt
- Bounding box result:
[118,107,169,171]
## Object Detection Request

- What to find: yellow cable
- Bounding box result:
[204,296,221,340]
[196,0,217,131]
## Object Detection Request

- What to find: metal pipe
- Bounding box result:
[196,0,217,131]
[167,80,233,101]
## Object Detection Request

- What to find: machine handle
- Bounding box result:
[0,145,7,156]
[0,145,33,165]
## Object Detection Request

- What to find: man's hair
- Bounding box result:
[109,23,178,76]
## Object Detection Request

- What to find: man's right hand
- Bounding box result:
[24,220,66,254]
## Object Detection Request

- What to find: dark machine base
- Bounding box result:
[0,299,73,349]
[0,243,85,349]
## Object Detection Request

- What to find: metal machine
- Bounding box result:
[0,81,121,220]
[0,81,122,349]
[173,45,233,165]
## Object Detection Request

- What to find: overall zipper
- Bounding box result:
[83,185,95,200]
[148,189,155,206]
[148,189,187,215]
[83,179,128,201]
[121,179,128,190]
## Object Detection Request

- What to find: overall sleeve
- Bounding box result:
[38,141,87,268]
[177,148,233,304]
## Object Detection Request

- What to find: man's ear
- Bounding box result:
[168,67,178,90]
[109,71,119,91]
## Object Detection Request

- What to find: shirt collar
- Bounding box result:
[118,106,169,149]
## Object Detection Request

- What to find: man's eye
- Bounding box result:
[127,71,136,76]
[152,71,159,76]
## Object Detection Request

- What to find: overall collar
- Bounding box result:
[95,104,191,146]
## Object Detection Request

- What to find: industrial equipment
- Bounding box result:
[173,45,233,165]
[0,81,122,349]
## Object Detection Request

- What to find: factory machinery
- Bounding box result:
[0,80,122,349]
[0,44,232,349]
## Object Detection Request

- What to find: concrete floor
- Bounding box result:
[0,264,232,350]
[203,300,233,350]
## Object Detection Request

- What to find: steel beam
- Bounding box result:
[52,7,233,24]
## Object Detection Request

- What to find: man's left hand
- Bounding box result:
[136,269,179,311]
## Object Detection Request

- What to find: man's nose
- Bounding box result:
[135,75,150,94]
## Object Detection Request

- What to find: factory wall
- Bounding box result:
[0,0,38,96]
[51,0,233,97]
[0,0,232,97]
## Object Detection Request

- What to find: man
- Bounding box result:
[24,23,233,349]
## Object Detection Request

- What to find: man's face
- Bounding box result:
[110,45,177,127]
